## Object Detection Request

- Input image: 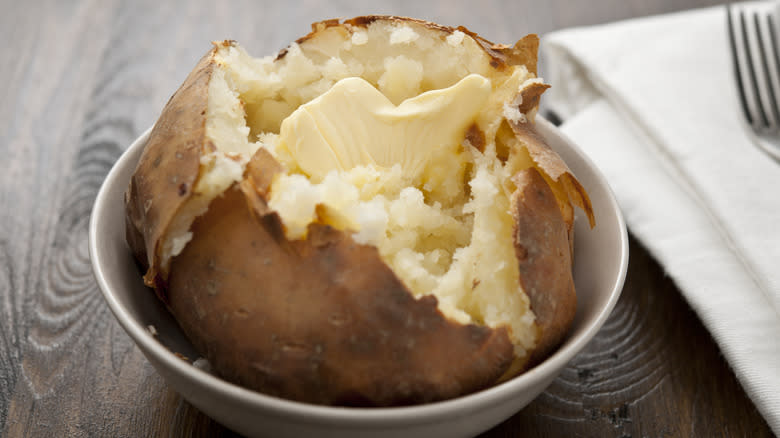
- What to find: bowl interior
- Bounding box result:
[89,118,628,435]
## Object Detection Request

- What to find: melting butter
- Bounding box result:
[278,74,491,181]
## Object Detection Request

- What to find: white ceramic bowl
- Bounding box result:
[89,117,628,438]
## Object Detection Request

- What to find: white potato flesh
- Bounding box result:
[165,20,544,360]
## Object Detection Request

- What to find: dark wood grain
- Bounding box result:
[2,0,773,437]
[484,235,772,438]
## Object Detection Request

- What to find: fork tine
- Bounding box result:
[728,4,755,125]
[727,4,780,162]
[764,13,780,127]
[739,7,771,127]
[753,11,780,127]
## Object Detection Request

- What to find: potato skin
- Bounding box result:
[166,179,514,406]
[289,16,541,74]
[510,116,595,230]
[511,168,577,365]
[125,17,592,406]
[125,47,219,298]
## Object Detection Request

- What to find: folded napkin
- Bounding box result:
[542,4,780,433]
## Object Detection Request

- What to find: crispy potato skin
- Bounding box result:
[511,168,577,365]
[125,16,593,406]
[167,182,514,406]
[286,16,539,74]
[125,48,218,298]
[510,119,594,228]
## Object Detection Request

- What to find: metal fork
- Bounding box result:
[727,2,780,161]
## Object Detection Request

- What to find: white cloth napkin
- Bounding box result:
[542,4,780,434]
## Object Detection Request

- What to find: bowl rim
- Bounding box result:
[89,117,628,425]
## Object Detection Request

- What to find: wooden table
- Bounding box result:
[1,0,773,436]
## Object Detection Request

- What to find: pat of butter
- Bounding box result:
[279,74,491,181]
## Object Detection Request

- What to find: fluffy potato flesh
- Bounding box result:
[204,22,545,356]
[125,16,594,406]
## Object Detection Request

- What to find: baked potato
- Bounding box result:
[125,16,594,406]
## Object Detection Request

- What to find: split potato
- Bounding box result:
[125,16,594,406]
